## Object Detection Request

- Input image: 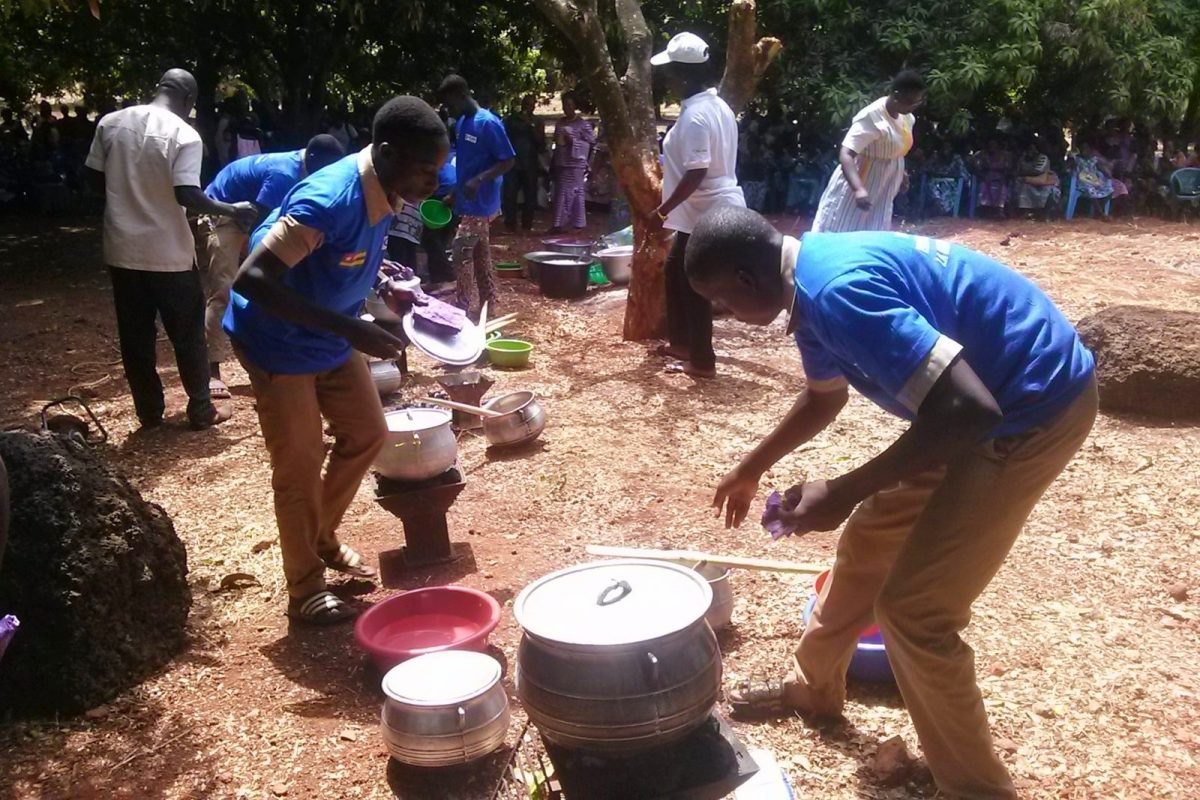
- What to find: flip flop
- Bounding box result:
[664,361,717,379]
[287,590,357,626]
[653,343,690,360]
[727,676,788,719]
[208,379,232,400]
[323,543,378,579]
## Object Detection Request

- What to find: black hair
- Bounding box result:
[304,133,345,172]
[684,206,781,285]
[437,74,469,97]
[890,69,925,96]
[373,95,448,150]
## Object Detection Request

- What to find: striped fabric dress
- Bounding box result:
[811,97,914,232]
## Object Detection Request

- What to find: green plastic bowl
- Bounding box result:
[486,338,533,369]
[496,262,523,280]
[420,199,452,229]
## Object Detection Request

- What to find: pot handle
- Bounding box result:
[457,706,467,731]
[644,651,660,689]
[596,579,632,606]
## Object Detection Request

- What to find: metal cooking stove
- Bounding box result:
[535,715,758,800]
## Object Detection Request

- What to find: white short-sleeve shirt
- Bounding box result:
[85,104,203,271]
[661,89,745,234]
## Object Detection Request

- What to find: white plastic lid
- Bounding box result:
[384,407,452,433]
[381,650,502,706]
[514,559,712,646]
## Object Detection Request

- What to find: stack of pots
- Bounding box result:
[514,559,722,754]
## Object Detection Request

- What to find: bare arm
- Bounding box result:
[657,168,707,218]
[713,386,849,528]
[232,244,405,359]
[174,185,257,227]
[783,359,1004,533]
[838,145,867,194]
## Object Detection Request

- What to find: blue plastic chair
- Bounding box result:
[1167,168,1200,219]
[919,174,966,219]
[1065,172,1112,220]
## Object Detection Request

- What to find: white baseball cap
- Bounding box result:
[650,32,711,67]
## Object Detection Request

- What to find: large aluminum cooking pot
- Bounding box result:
[369,360,403,396]
[515,559,721,754]
[379,650,510,767]
[482,391,545,448]
[375,408,456,481]
[543,237,593,259]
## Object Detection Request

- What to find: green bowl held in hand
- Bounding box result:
[420,199,452,229]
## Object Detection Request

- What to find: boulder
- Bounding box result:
[0,431,191,715]
[1076,305,1200,420]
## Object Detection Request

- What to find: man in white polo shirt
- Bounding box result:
[86,68,257,429]
[648,32,746,379]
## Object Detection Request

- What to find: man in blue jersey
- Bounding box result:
[437,74,515,315]
[225,97,449,625]
[198,134,345,400]
[685,206,1097,800]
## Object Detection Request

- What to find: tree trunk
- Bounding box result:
[534,0,780,340]
[719,0,783,114]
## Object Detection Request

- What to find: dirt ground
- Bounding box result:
[1,212,1198,800]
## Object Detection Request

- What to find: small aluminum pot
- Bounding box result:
[596,245,633,286]
[482,391,545,448]
[380,651,510,768]
[375,408,457,481]
[694,563,734,632]
[370,360,403,396]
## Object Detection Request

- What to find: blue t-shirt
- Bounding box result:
[791,231,1094,438]
[205,150,304,211]
[223,152,389,374]
[454,109,515,217]
[436,151,456,200]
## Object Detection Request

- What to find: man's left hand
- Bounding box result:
[778,479,858,535]
[463,176,482,201]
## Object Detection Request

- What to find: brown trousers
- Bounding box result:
[790,379,1098,799]
[236,348,387,598]
[196,215,248,365]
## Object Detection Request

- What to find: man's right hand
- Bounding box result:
[713,465,762,530]
[345,318,406,359]
[230,201,259,231]
[853,188,872,211]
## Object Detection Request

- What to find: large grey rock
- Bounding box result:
[1076,305,1200,421]
[0,432,191,715]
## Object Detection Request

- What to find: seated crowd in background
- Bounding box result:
[733,111,1200,222]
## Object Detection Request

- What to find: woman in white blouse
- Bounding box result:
[812,71,926,233]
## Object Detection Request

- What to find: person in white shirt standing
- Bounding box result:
[86,68,257,429]
[648,32,746,379]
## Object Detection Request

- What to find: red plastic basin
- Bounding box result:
[354,586,501,671]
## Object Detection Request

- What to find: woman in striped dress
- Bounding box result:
[550,91,595,233]
[812,71,926,232]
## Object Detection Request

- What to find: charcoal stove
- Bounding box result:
[516,714,758,800]
[374,466,467,573]
[436,370,495,431]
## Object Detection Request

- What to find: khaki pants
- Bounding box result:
[235,347,387,599]
[196,215,248,365]
[790,379,1098,799]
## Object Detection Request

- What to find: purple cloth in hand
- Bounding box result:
[0,614,19,664]
[412,293,467,334]
[761,491,798,540]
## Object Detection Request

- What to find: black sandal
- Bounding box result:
[287,590,357,625]
[727,676,788,718]
[323,543,378,579]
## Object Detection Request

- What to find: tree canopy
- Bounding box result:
[3,0,1198,138]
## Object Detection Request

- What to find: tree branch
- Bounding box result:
[719,0,782,113]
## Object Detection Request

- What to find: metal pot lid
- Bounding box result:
[402,311,485,367]
[384,407,452,433]
[382,650,501,706]
[514,559,713,646]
